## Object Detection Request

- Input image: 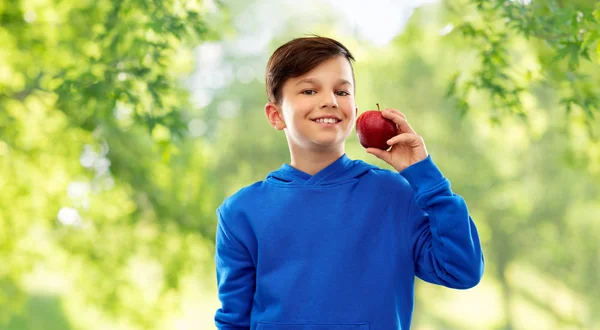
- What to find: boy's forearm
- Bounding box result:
[401,156,484,288]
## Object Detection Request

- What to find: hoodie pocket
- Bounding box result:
[256,322,369,330]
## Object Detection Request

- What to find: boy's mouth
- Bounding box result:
[312,118,342,124]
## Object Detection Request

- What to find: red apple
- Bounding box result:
[356,104,397,150]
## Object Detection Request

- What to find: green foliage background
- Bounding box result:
[1,0,599,329]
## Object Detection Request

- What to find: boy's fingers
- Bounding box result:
[382,111,416,135]
[384,108,406,120]
[387,133,422,147]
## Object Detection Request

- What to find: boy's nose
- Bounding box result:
[319,92,338,108]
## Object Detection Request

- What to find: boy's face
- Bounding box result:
[266,56,357,153]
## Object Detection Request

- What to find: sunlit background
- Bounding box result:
[2,0,600,329]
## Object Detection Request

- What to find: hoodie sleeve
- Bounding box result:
[399,156,484,289]
[214,208,255,330]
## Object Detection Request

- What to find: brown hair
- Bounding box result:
[265,36,355,104]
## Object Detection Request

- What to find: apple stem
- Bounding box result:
[376,103,380,111]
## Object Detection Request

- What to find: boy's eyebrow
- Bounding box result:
[294,78,353,87]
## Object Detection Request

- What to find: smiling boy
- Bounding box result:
[214,36,484,330]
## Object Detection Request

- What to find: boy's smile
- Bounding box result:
[311,116,342,126]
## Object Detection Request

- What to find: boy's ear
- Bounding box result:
[265,102,286,130]
[355,107,358,117]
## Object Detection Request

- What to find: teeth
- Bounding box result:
[315,118,339,124]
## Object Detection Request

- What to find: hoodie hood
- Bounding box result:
[266,154,376,186]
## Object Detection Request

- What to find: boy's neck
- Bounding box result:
[288,147,345,176]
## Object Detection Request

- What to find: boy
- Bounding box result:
[214,36,484,330]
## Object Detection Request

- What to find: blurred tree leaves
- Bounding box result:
[0,0,224,327]
[5,294,73,330]
[446,0,600,132]
[1,0,209,134]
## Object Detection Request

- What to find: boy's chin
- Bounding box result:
[288,134,351,152]
[310,139,347,150]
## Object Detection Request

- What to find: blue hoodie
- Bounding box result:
[214,154,484,330]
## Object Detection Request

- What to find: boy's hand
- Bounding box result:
[365,108,429,172]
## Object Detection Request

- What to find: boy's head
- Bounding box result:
[264,36,358,154]
[266,36,356,105]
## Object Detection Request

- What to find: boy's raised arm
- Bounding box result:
[214,208,255,330]
[400,156,484,289]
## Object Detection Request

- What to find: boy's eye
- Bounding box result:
[336,91,350,96]
[301,90,317,95]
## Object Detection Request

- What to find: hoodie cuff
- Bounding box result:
[398,155,447,194]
